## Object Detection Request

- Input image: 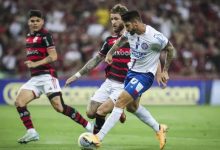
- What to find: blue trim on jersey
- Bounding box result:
[124,70,154,100]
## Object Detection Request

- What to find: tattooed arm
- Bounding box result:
[160,41,175,82]
[105,36,128,64]
[163,41,174,72]
[65,54,104,86]
[24,48,57,68]
[78,54,104,75]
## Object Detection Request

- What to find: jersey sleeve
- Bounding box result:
[154,33,168,50]
[43,33,55,48]
[99,38,109,56]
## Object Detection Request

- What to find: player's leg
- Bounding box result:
[48,91,93,132]
[15,88,39,143]
[126,90,168,149]
[95,72,155,142]
[126,98,160,132]
[86,100,102,119]
[94,99,114,134]
[93,79,126,133]
[95,90,133,142]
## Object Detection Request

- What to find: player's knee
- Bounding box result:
[15,98,25,107]
[126,105,137,113]
[96,107,108,116]
[86,111,96,119]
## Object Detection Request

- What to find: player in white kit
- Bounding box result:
[88,10,175,150]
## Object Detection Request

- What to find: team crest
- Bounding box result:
[141,43,148,50]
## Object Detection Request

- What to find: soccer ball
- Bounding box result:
[78,132,96,150]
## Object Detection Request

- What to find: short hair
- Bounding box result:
[28,10,43,19]
[121,10,141,22]
[110,4,128,16]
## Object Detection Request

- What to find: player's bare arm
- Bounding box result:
[65,54,103,86]
[161,41,175,81]
[105,36,127,64]
[24,48,57,68]
[156,61,167,89]
[79,54,104,75]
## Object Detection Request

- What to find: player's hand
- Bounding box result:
[156,73,167,89]
[105,53,113,64]
[159,71,169,89]
[65,75,78,87]
[24,60,37,68]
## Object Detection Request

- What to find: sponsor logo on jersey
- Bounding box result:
[131,48,147,58]
[26,50,39,56]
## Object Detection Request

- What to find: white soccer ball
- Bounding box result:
[78,132,96,150]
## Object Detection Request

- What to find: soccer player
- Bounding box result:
[65,4,167,141]
[15,10,92,144]
[89,10,175,150]
[65,4,129,134]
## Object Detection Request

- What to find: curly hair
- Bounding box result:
[110,4,128,16]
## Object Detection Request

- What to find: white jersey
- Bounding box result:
[123,25,168,75]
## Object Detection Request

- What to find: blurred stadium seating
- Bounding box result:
[0,0,219,79]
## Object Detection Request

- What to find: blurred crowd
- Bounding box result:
[0,0,220,79]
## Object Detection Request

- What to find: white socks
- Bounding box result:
[97,107,123,141]
[27,128,37,133]
[134,105,160,132]
[85,122,93,132]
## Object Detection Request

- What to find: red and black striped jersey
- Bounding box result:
[99,35,130,83]
[25,28,57,77]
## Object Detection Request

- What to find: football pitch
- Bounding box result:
[0,105,219,150]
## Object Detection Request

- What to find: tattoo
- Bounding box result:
[163,41,174,71]
[79,54,103,75]
[108,36,127,55]
[46,56,53,63]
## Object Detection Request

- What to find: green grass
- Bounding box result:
[0,105,220,150]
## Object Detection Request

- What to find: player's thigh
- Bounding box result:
[97,99,114,116]
[90,80,111,104]
[86,100,102,119]
[115,90,134,109]
[15,89,36,107]
[124,72,154,100]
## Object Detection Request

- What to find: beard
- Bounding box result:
[129,29,136,35]
[113,24,124,34]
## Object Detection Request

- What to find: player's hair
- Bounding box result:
[28,10,43,19]
[121,10,141,22]
[110,4,128,16]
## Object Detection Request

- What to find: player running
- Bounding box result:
[15,10,92,144]
[88,10,175,150]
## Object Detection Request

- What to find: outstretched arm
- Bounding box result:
[105,36,127,64]
[65,54,104,86]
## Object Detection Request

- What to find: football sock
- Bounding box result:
[97,107,123,141]
[134,105,160,132]
[16,106,34,130]
[62,105,88,128]
[94,113,105,134]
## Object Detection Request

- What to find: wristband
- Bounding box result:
[75,72,81,78]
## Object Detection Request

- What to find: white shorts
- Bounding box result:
[19,74,61,98]
[91,78,124,104]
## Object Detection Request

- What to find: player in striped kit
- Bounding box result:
[65,4,167,139]
[15,10,92,144]
[89,10,175,150]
